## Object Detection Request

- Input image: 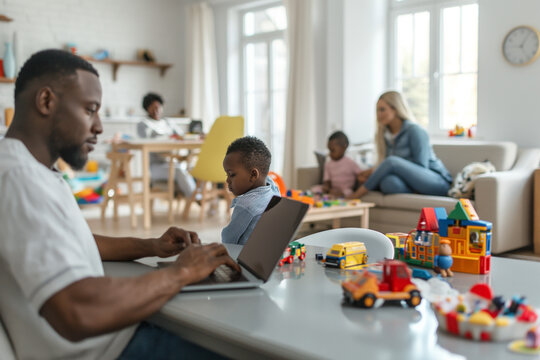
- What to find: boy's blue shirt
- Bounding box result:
[386,119,452,183]
[221,176,281,245]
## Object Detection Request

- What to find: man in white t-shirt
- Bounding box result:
[0,49,239,360]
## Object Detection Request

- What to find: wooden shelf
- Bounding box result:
[81,56,172,81]
[0,77,15,84]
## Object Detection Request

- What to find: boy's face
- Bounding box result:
[328,139,347,161]
[223,152,258,196]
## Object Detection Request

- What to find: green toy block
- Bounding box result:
[448,201,470,220]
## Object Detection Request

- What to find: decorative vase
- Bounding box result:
[12,32,21,73]
[3,42,16,79]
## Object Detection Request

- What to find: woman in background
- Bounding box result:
[347,91,452,198]
[137,92,196,198]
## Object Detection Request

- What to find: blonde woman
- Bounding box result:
[347,91,452,199]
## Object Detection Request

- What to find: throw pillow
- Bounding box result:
[448,160,496,199]
[314,150,326,185]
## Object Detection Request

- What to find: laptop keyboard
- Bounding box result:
[211,265,243,283]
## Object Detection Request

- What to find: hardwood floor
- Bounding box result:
[84,199,230,243]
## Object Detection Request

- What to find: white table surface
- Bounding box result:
[103,245,540,360]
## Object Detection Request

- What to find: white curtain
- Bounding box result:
[185,2,220,131]
[283,0,317,188]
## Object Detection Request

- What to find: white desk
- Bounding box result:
[103,246,540,360]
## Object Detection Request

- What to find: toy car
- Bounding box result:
[324,241,367,269]
[342,259,421,308]
[278,241,306,266]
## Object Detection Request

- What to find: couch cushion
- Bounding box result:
[361,191,385,205]
[432,141,517,177]
[365,191,460,212]
[382,193,460,212]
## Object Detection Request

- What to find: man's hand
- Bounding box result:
[152,227,201,258]
[171,243,241,285]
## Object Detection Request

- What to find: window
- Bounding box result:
[389,0,478,133]
[240,4,287,174]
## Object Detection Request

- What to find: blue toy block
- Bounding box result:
[486,232,492,255]
[438,218,455,237]
[434,207,448,221]
[412,268,433,280]
[461,219,492,230]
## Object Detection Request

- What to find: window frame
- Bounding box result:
[238,1,287,171]
[388,0,478,136]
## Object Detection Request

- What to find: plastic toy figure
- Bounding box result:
[434,239,453,277]
[525,326,540,349]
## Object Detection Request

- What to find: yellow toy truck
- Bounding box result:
[324,241,368,269]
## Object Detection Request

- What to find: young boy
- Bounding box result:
[322,131,363,197]
[221,136,281,245]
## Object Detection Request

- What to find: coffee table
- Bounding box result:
[302,201,375,228]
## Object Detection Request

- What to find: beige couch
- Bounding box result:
[297,140,540,254]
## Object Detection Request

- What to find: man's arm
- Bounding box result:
[95,227,200,261]
[40,243,240,342]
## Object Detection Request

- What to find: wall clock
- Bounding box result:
[502,25,540,66]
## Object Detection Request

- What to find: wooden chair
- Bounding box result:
[183,116,244,222]
[101,146,176,227]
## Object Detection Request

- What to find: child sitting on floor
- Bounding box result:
[221,136,281,245]
[322,131,363,197]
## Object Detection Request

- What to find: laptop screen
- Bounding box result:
[237,196,309,282]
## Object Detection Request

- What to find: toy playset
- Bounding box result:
[433,283,538,342]
[278,241,306,266]
[64,171,106,205]
[387,199,492,275]
[342,259,422,308]
[267,171,362,208]
[448,124,476,138]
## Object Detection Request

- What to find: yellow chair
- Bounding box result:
[183,116,244,222]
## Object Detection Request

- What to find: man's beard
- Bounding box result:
[58,144,87,170]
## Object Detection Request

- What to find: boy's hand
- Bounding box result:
[329,188,344,198]
[357,168,373,184]
[322,181,331,194]
[172,243,240,285]
[152,227,201,258]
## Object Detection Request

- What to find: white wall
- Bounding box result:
[478,0,540,147]
[0,0,186,119]
[342,0,387,146]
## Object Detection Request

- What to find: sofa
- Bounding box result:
[297,140,540,254]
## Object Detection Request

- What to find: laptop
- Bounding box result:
[178,196,309,292]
